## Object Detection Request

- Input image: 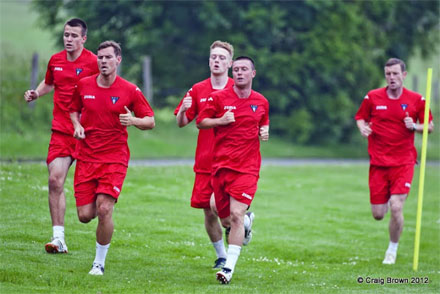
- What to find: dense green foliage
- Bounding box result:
[31,0,439,144]
[1,163,439,293]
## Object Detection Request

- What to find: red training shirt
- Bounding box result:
[197,87,270,177]
[355,87,433,166]
[45,49,99,135]
[70,74,154,166]
[174,78,234,173]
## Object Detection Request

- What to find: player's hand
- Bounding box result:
[404,112,416,131]
[24,90,39,102]
[259,126,269,141]
[119,106,133,126]
[359,122,372,137]
[219,109,235,125]
[73,125,85,139]
[180,96,192,112]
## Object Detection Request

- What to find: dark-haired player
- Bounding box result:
[197,56,270,284]
[70,41,155,275]
[24,18,98,254]
[355,58,434,265]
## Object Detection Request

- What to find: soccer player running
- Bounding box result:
[24,18,98,254]
[197,56,269,284]
[355,58,434,265]
[70,41,155,275]
[175,41,254,270]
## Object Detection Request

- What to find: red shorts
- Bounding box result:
[47,131,77,164]
[191,172,213,209]
[212,168,258,219]
[369,164,414,204]
[74,160,127,206]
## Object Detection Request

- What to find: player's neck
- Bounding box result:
[233,84,252,99]
[97,73,117,88]
[210,73,229,90]
[66,47,84,62]
[386,87,403,99]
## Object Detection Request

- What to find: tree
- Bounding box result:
[32,0,439,144]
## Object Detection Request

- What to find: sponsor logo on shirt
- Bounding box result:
[75,68,83,76]
[54,67,63,71]
[84,95,95,99]
[250,105,258,112]
[113,186,121,193]
[376,105,387,110]
[224,106,236,110]
[405,182,411,188]
[111,96,119,104]
[401,104,408,111]
[200,97,213,103]
[242,192,252,200]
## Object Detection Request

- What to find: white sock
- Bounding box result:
[212,239,227,259]
[387,241,398,254]
[94,242,110,267]
[244,214,250,229]
[53,226,64,240]
[224,245,241,272]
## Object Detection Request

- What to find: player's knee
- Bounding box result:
[48,174,63,191]
[78,213,93,223]
[389,204,403,217]
[220,218,230,229]
[229,210,244,226]
[372,212,385,220]
[97,204,113,219]
[204,208,217,220]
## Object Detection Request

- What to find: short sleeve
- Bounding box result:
[196,94,219,124]
[259,99,270,126]
[44,57,54,86]
[174,86,197,122]
[416,96,433,124]
[354,94,372,121]
[70,84,82,113]
[131,87,154,118]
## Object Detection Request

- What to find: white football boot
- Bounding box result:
[88,263,105,275]
[216,267,233,284]
[382,251,396,265]
[45,238,68,253]
[243,211,255,246]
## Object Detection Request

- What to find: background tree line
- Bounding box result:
[32,0,439,145]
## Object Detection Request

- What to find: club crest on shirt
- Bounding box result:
[401,104,408,111]
[250,105,258,112]
[111,96,119,104]
[76,68,83,76]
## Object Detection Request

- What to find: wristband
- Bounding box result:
[412,123,416,131]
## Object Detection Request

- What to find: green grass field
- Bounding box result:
[1,163,438,293]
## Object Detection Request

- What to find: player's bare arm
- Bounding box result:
[176,96,192,127]
[24,80,54,102]
[259,125,269,141]
[70,112,85,139]
[356,119,372,137]
[403,113,434,133]
[197,109,235,129]
[119,106,155,130]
